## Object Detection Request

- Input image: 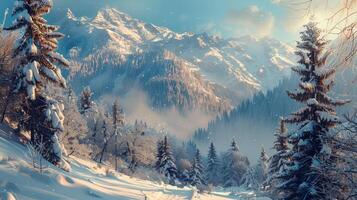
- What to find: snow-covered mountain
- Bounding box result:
[59,8,295,112]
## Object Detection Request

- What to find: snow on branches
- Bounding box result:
[5,0,69,100]
[279,21,350,199]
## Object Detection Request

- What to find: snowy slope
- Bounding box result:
[0,128,270,200]
[58,8,295,110]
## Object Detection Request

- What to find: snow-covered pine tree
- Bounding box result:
[255,146,269,186]
[155,136,177,184]
[266,119,290,194]
[230,139,239,151]
[5,0,70,167]
[80,86,93,114]
[112,99,124,170]
[5,0,69,99]
[47,86,91,159]
[280,21,349,199]
[222,139,249,187]
[189,149,205,187]
[241,167,259,190]
[206,142,220,185]
[181,168,191,185]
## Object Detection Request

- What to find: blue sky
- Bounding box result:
[0,0,343,43]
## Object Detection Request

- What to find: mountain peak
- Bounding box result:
[66,8,75,19]
[60,7,295,111]
[94,8,133,24]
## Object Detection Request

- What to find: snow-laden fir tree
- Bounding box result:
[47,86,91,159]
[266,119,290,194]
[5,0,69,99]
[206,142,220,186]
[279,21,349,199]
[230,138,239,151]
[155,136,177,184]
[222,139,249,187]
[5,0,70,167]
[255,146,269,186]
[189,149,205,187]
[241,167,259,190]
[112,99,124,170]
[80,86,94,114]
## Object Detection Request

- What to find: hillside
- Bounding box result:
[193,65,357,161]
[0,127,270,200]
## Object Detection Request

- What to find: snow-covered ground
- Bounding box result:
[0,128,270,200]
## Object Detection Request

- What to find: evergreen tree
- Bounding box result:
[222,139,249,187]
[230,139,239,152]
[206,142,220,185]
[155,136,177,184]
[255,146,269,185]
[5,0,70,166]
[181,168,191,185]
[279,21,349,199]
[266,119,290,193]
[241,167,259,190]
[80,86,93,113]
[112,99,124,170]
[189,149,205,187]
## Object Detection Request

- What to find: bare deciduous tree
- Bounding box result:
[0,33,23,125]
[278,0,356,66]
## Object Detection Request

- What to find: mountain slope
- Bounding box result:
[58,8,295,112]
[193,65,357,161]
[0,127,270,200]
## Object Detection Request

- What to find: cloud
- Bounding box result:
[225,5,275,38]
[100,89,215,140]
[276,0,352,37]
[271,0,282,4]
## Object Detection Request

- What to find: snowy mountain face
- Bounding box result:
[59,8,295,112]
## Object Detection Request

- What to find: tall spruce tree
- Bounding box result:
[279,21,349,199]
[155,136,177,184]
[206,142,220,185]
[5,0,70,166]
[255,146,269,185]
[189,149,205,187]
[230,138,239,151]
[267,119,290,193]
[241,167,259,190]
[222,139,249,187]
[112,99,124,170]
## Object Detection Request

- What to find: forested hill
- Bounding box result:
[193,65,357,161]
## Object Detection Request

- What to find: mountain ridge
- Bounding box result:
[59,8,296,112]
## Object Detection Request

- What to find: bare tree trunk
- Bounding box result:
[1,86,13,123]
[98,133,115,164]
[99,140,109,164]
